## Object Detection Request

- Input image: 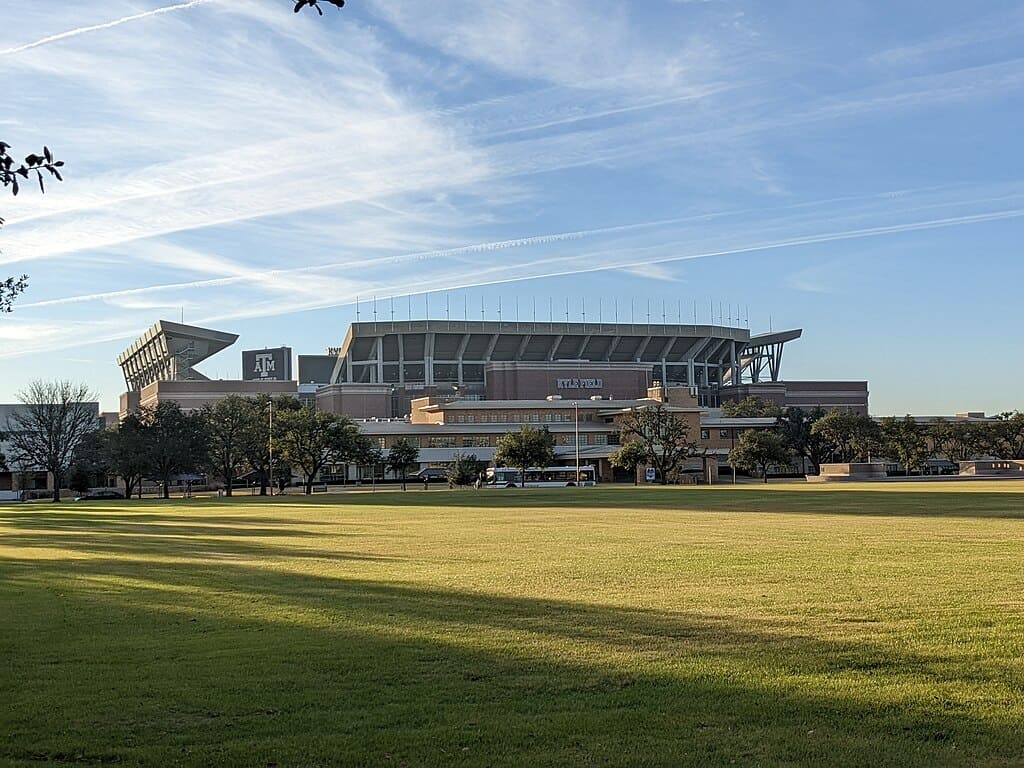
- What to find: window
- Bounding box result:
[544,414,552,422]
[593,434,608,445]
[700,429,710,440]
[719,429,729,439]
[429,436,456,448]
[463,436,490,448]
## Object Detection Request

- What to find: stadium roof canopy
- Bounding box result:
[117,320,239,391]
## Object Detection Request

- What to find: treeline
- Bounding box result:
[66,395,386,498]
[725,397,1024,481]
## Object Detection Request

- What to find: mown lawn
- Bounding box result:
[2,482,1023,767]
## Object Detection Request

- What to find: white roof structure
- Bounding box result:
[117,321,239,391]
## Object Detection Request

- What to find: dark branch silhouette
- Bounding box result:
[294,0,345,15]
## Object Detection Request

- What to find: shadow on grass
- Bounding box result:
[2,538,1022,765]
[261,485,1024,519]
[0,510,399,563]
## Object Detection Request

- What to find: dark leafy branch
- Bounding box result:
[1,143,64,197]
[294,0,345,15]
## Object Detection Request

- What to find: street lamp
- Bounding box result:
[574,400,580,484]
[269,398,274,495]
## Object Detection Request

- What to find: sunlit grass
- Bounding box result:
[2,482,1024,766]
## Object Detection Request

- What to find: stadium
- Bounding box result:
[109,316,869,483]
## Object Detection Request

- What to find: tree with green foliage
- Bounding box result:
[609,441,648,485]
[777,407,831,475]
[880,416,932,475]
[276,406,357,494]
[203,396,255,496]
[721,396,782,418]
[242,394,302,495]
[349,433,383,485]
[68,429,112,495]
[3,380,98,502]
[729,430,792,483]
[494,425,555,488]
[811,411,882,463]
[618,403,695,485]
[106,413,150,499]
[138,402,209,499]
[929,419,974,464]
[992,411,1024,459]
[447,453,485,487]
[386,437,420,490]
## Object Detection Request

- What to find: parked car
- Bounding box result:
[74,489,125,501]
[414,468,449,481]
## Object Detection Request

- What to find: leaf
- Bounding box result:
[16,167,28,178]
[52,168,63,182]
[37,169,45,193]
[11,177,18,195]
[44,145,52,163]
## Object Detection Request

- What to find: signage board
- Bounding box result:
[242,347,292,381]
[556,377,603,390]
[645,467,656,482]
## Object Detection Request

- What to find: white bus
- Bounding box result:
[486,465,597,488]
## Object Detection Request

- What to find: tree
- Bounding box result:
[2,144,65,313]
[609,441,648,485]
[138,402,209,499]
[811,411,882,463]
[203,396,254,496]
[348,433,383,485]
[721,396,781,418]
[778,407,831,475]
[618,403,695,485]
[729,430,792,483]
[992,411,1024,459]
[386,437,419,490]
[68,429,112,495]
[494,425,555,488]
[1,272,28,315]
[880,416,932,475]
[3,380,97,502]
[107,413,150,499]
[276,406,355,494]
[447,453,485,487]
[242,394,301,495]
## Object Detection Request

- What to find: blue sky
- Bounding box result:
[1,0,1022,415]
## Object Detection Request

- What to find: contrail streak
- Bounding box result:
[0,0,213,56]
[20,205,1024,312]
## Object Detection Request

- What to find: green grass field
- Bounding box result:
[2,482,1024,767]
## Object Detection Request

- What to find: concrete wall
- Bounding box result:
[129,379,298,416]
[484,362,651,401]
[315,384,392,419]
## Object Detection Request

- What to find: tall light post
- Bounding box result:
[268,398,274,495]
[574,401,580,484]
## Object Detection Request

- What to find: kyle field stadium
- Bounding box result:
[111,316,870,484]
